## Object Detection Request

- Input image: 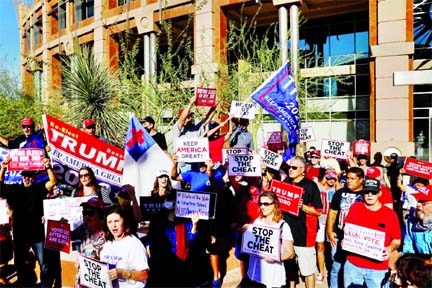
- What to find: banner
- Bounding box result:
[270,180,303,216]
[403,157,432,179]
[45,220,71,253]
[321,139,350,159]
[42,114,124,189]
[222,148,249,164]
[353,140,371,155]
[79,256,112,288]
[175,138,210,163]
[251,62,300,145]
[195,87,217,107]
[229,101,257,119]
[175,190,217,220]
[43,196,92,231]
[342,223,385,261]
[241,224,281,262]
[228,155,261,177]
[7,148,45,171]
[299,126,316,143]
[260,148,283,170]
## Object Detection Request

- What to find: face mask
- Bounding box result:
[163,201,174,210]
[144,127,151,133]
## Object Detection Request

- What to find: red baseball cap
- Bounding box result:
[21,118,34,126]
[366,166,381,179]
[413,186,432,202]
[80,197,105,210]
[83,119,95,128]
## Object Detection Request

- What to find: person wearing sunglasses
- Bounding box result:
[71,166,113,205]
[343,178,401,288]
[305,150,325,183]
[82,118,110,144]
[0,117,40,149]
[246,191,294,288]
[282,156,323,288]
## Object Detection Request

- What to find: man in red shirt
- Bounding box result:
[366,166,393,209]
[343,178,401,287]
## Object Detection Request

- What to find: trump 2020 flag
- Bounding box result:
[251,62,300,147]
[122,116,173,197]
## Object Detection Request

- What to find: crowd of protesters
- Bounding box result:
[0,100,431,288]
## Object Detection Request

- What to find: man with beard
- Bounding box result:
[141,116,168,152]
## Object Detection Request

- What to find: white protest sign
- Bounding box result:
[241,224,281,261]
[321,139,350,159]
[299,126,316,143]
[0,199,9,225]
[342,223,385,261]
[228,155,261,177]
[175,138,209,163]
[79,256,112,288]
[175,190,215,220]
[260,148,283,170]
[229,100,257,119]
[222,148,249,164]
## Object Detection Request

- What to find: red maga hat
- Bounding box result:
[83,119,96,128]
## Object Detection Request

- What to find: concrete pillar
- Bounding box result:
[150,32,157,81]
[93,0,107,63]
[289,4,299,76]
[278,6,288,65]
[42,1,51,102]
[144,34,150,83]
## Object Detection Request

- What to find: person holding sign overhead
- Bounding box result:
[245,191,294,288]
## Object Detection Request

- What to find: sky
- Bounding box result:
[0,0,22,78]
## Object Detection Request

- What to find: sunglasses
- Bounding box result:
[287,165,301,170]
[362,190,380,195]
[22,125,32,129]
[326,176,337,180]
[311,156,320,159]
[258,202,274,207]
[86,125,96,129]
[82,209,95,216]
[79,173,90,178]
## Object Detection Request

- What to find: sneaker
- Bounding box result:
[212,279,221,288]
[316,274,324,284]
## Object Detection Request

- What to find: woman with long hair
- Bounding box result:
[101,205,149,287]
[150,169,173,199]
[72,167,112,204]
[245,191,294,288]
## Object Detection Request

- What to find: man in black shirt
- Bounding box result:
[0,117,37,148]
[140,116,168,152]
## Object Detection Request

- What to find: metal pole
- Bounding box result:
[144,34,150,83]
[290,4,299,77]
[149,32,157,82]
[278,6,288,65]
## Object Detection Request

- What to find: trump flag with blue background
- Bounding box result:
[250,62,300,161]
[122,116,174,197]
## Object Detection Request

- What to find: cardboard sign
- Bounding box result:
[175,138,209,163]
[7,148,45,171]
[321,139,350,159]
[241,224,281,261]
[229,100,257,119]
[0,147,23,184]
[403,157,432,179]
[139,197,164,220]
[267,131,283,144]
[228,155,261,177]
[45,220,71,253]
[195,87,217,107]
[270,180,303,216]
[299,126,316,143]
[260,148,283,170]
[79,256,112,288]
[0,199,9,225]
[342,223,385,261]
[353,140,371,155]
[175,190,217,220]
[222,148,249,164]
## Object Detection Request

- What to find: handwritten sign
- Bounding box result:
[228,155,261,177]
[175,138,209,163]
[270,180,303,216]
[342,223,385,261]
[229,101,257,119]
[260,148,283,170]
[353,140,371,155]
[175,190,216,220]
[139,197,164,220]
[321,139,350,159]
[79,256,112,288]
[241,224,281,261]
[222,148,249,164]
[7,148,45,171]
[45,220,71,253]
[195,87,217,106]
[403,157,432,179]
[299,126,316,143]
[0,199,9,225]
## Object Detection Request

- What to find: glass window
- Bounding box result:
[59,3,67,30]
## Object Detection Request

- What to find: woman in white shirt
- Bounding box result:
[246,191,295,288]
[100,206,149,288]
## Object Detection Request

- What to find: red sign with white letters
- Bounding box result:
[8,148,45,171]
[403,157,432,179]
[353,140,371,155]
[195,87,217,107]
[269,180,303,216]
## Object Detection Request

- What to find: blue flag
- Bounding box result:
[23,130,45,149]
[251,62,300,144]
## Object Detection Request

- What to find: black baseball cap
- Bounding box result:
[140,116,155,125]
[363,178,380,193]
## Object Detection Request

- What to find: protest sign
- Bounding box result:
[195,87,217,107]
[270,180,303,216]
[175,190,216,220]
[7,148,45,171]
[353,140,371,155]
[267,131,283,144]
[43,196,92,231]
[260,148,283,170]
[299,126,316,143]
[45,220,71,253]
[79,256,112,288]
[241,224,281,261]
[403,157,432,179]
[342,223,385,261]
[228,155,261,177]
[1,147,22,184]
[229,100,257,119]
[42,114,124,189]
[139,197,164,220]
[222,148,249,164]
[321,139,350,159]
[0,199,9,225]
[175,138,209,163]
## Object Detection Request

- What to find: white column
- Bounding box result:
[290,4,299,76]
[278,6,288,65]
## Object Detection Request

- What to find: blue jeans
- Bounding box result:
[344,260,387,288]
[329,239,344,288]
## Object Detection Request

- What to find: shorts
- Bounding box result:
[316,223,325,243]
[294,246,317,276]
